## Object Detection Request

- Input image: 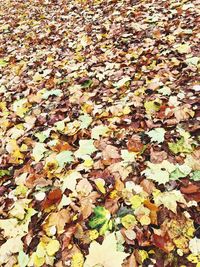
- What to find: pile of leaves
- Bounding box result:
[0,0,200,266]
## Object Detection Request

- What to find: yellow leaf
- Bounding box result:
[139,215,151,226]
[46,239,60,256]
[91,125,109,139]
[130,195,144,209]
[95,178,106,194]
[33,73,43,82]
[121,214,137,229]
[138,250,148,262]
[187,254,199,263]
[123,106,131,115]
[71,252,84,267]
[176,43,191,54]
[36,242,46,258]
[89,230,99,241]
[83,156,94,167]
[33,253,45,267]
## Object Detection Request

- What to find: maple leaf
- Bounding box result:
[56,150,74,168]
[146,127,166,143]
[190,170,200,181]
[121,214,137,229]
[102,145,120,160]
[34,130,50,144]
[168,137,194,154]
[142,160,176,184]
[75,140,97,159]
[0,236,23,265]
[144,99,161,115]
[91,125,109,139]
[158,86,171,96]
[113,76,130,87]
[62,171,82,192]
[71,252,84,267]
[46,239,60,256]
[55,120,65,131]
[176,43,191,54]
[32,143,48,162]
[170,164,191,180]
[121,149,136,163]
[189,237,200,255]
[84,233,128,267]
[0,169,10,178]
[185,57,199,66]
[42,89,62,99]
[79,113,93,129]
[154,190,186,213]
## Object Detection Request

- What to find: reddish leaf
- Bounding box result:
[42,188,62,209]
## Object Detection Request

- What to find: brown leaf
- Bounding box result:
[42,188,62,209]
[180,184,200,194]
[105,197,119,214]
[140,179,155,194]
[152,233,173,253]
[123,253,138,267]
[127,136,143,153]
[150,148,167,163]
[102,145,120,160]
[43,208,71,234]
[61,226,77,249]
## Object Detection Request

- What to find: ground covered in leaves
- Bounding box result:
[0,0,200,266]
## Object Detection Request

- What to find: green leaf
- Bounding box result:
[170,164,191,180]
[146,127,166,143]
[117,207,134,218]
[81,79,92,88]
[0,169,10,178]
[89,206,111,233]
[18,250,29,267]
[190,170,200,181]
[0,58,8,67]
[56,151,74,168]
[168,137,194,154]
[57,78,67,85]
[144,99,161,115]
[35,129,51,142]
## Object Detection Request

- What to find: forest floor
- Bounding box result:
[0,0,200,266]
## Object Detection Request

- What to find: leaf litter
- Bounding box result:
[0,0,199,266]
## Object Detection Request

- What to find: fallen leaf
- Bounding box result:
[84,233,128,267]
[146,127,166,143]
